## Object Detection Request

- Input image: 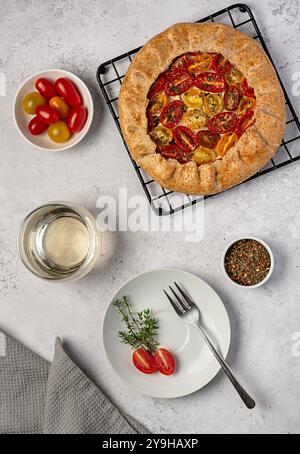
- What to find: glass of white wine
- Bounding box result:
[17,202,101,281]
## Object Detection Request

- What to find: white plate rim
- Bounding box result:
[102,268,231,399]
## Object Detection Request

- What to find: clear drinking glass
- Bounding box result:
[17,202,101,281]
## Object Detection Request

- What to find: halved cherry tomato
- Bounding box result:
[207,111,237,134]
[173,126,199,153]
[28,116,48,135]
[148,90,168,116]
[193,147,216,165]
[35,78,57,99]
[240,79,255,98]
[225,67,244,85]
[132,349,157,374]
[22,92,47,115]
[204,93,224,117]
[159,100,185,128]
[216,132,238,157]
[36,105,59,124]
[49,96,70,120]
[197,130,220,149]
[195,72,226,93]
[171,52,196,69]
[146,110,159,131]
[48,121,70,143]
[237,96,256,116]
[182,109,206,130]
[165,69,194,96]
[148,72,167,99]
[55,78,82,107]
[68,106,87,133]
[181,87,204,108]
[224,85,241,111]
[150,125,172,146]
[235,111,255,137]
[153,348,175,375]
[215,54,233,74]
[159,144,190,164]
[188,54,213,75]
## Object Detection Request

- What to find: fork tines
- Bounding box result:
[163,282,194,315]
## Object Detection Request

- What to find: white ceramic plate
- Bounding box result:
[13,69,94,151]
[103,269,231,398]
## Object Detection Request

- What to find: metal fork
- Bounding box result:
[164,282,256,409]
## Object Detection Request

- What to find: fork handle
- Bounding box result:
[194,324,256,409]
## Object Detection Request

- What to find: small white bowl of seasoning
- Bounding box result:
[221,237,274,289]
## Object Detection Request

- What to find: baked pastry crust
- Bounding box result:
[119,22,286,195]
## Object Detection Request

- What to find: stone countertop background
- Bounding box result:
[0,0,300,434]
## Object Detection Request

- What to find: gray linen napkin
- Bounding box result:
[0,331,148,434]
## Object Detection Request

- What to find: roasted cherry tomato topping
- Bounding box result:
[181,87,204,109]
[216,132,238,157]
[207,111,237,134]
[188,54,213,75]
[171,52,195,69]
[159,100,185,128]
[216,54,233,74]
[148,90,168,116]
[48,121,70,143]
[148,72,167,99]
[28,116,48,135]
[182,109,206,130]
[150,125,172,146]
[36,105,59,124]
[237,96,256,116]
[195,72,226,93]
[35,78,57,99]
[153,349,175,376]
[146,110,158,131]
[22,92,47,115]
[193,147,216,165]
[173,126,199,153]
[235,111,255,137]
[132,349,157,374]
[224,85,241,111]
[55,78,82,107]
[165,69,194,96]
[204,93,224,117]
[197,130,220,149]
[240,79,255,98]
[68,106,88,133]
[225,67,244,85]
[49,96,70,120]
[159,144,189,164]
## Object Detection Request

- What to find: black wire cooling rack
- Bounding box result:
[96,3,300,216]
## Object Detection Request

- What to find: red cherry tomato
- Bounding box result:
[195,72,226,93]
[197,130,220,149]
[35,78,57,99]
[173,126,199,153]
[159,100,184,129]
[224,85,241,111]
[36,105,59,124]
[154,348,175,376]
[67,106,87,133]
[159,144,190,164]
[28,116,48,135]
[240,79,255,98]
[55,78,82,107]
[207,111,238,134]
[235,111,255,137]
[148,72,167,99]
[132,349,157,374]
[165,69,194,96]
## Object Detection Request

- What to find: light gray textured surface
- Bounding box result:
[0,0,300,434]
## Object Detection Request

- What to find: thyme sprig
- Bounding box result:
[113,296,159,353]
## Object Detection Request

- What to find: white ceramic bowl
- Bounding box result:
[13,69,94,151]
[221,236,274,289]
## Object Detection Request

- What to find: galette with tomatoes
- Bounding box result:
[119,22,285,195]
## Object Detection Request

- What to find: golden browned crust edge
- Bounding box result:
[119,22,286,195]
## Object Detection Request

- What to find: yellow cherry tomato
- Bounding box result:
[150,125,172,146]
[224,67,245,85]
[22,92,47,114]
[182,109,206,130]
[148,91,168,115]
[237,97,256,116]
[48,121,70,143]
[188,54,213,75]
[204,93,224,117]
[49,96,70,120]
[181,87,204,108]
[216,132,238,157]
[193,147,216,165]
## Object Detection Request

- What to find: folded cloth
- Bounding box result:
[0,331,148,434]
